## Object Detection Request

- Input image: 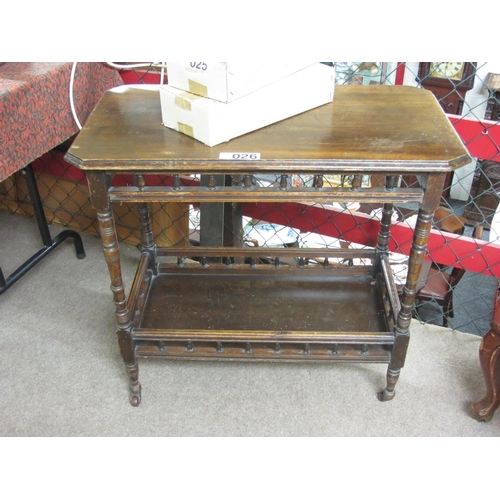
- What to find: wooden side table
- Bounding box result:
[65,84,470,406]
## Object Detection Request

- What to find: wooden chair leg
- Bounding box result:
[470,326,500,421]
[471,289,500,421]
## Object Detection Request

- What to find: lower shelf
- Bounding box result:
[141,267,388,333]
[129,264,394,362]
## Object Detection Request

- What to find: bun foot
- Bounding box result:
[377,388,395,401]
[125,361,141,407]
[378,367,400,401]
[130,392,141,407]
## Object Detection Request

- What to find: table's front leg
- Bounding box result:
[87,171,141,406]
[379,173,444,401]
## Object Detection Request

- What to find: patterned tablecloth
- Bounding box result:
[0,62,123,182]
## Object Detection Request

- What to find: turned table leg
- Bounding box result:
[98,206,142,406]
[471,289,500,421]
[379,173,442,401]
[375,177,401,401]
[88,172,142,406]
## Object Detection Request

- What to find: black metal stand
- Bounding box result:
[0,164,86,295]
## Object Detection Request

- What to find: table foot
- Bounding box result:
[378,367,400,401]
[377,388,396,401]
[54,229,86,259]
[69,232,86,259]
[130,393,142,407]
[126,362,142,407]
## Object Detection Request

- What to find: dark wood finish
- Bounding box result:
[471,289,500,421]
[65,86,469,172]
[141,269,387,334]
[65,85,470,406]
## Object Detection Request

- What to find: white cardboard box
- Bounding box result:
[166,61,316,103]
[159,63,335,147]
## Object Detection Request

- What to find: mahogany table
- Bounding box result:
[65,84,470,406]
[0,62,123,294]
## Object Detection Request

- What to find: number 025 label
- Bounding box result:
[219,152,261,160]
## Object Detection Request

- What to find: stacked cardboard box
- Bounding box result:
[160,62,335,147]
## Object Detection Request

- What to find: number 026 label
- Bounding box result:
[219,152,261,160]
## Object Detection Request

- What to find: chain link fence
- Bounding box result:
[1,62,499,336]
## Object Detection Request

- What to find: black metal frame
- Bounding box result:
[0,164,86,295]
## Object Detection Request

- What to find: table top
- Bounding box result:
[0,62,123,182]
[65,84,471,174]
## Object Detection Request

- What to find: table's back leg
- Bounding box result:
[375,175,397,257]
[374,175,402,401]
